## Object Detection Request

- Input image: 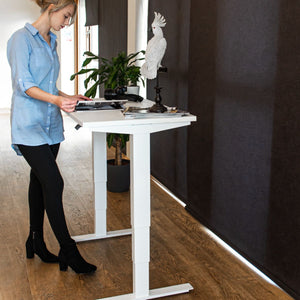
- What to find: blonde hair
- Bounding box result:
[34,0,77,24]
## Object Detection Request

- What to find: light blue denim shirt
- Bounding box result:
[7,23,64,155]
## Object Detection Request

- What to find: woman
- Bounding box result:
[7,0,96,274]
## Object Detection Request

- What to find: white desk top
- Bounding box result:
[68,99,197,134]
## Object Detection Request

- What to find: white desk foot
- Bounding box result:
[72,229,132,243]
[98,283,193,300]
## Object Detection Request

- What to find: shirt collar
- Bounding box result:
[49,31,57,43]
[24,23,57,47]
[25,23,39,36]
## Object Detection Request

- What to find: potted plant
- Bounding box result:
[125,62,144,95]
[70,50,145,192]
[70,50,145,97]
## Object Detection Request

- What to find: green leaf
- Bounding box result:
[70,68,96,80]
[84,80,99,98]
[83,51,99,58]
[100,57,109,64]
[82,57,93,67]
[84,70,99,89]
[107,133,114,148]
[119,134,129,148]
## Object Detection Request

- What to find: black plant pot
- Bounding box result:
[107,159,130,193]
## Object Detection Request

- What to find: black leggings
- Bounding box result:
[18,144,73,248]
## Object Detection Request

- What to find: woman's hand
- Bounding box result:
[56,93,92,112]
[54,96,78,113]
[66,94,92,102]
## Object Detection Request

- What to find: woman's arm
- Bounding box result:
[26,87,78,113]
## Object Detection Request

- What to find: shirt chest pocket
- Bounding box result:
[29,48,52,82]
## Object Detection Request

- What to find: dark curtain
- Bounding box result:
[85,0,99,26]
[148,0,191,201]
[149,0,300,298]
[266,1,300,296]
[186,0,217,221]
[97,0,127,96]
[98,0,127,58]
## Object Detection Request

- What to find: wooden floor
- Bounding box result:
[0,112,294,300]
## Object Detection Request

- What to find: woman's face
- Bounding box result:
[50,4,75,31]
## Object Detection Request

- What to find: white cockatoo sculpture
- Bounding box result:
[141,12,167,80]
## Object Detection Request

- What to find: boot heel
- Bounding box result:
[59,261,68,271]
[58,246,97,274]
[26,242,34,259]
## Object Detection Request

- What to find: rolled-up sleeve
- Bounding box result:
[7,32,38,96]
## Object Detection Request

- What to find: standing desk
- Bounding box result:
[69,100,197,300]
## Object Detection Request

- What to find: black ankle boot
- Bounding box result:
[26,231,58,263]
[59,243,97,274]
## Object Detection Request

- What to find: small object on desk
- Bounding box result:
[104,88,144,102]
[141,11,168,113]
[149,67,168,113]
[123,106,189,119]
[75,99,127,111]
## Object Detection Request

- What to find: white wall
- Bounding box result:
[127,0,149,99]
[0,0,41,109]
[76,0,99,97]
[58,26,75,95]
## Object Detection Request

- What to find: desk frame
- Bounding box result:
[70,111,195,300]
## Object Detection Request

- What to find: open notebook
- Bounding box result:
[75,99,128,111]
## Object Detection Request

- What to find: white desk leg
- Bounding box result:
[93,131,107,236]
[99,132,193,299]
[130,133,151,298]
[73,132,131,243]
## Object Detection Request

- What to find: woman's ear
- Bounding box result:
[47,3,55,12]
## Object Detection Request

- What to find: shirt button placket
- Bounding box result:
[48,43,55,135]
[50,47,54,93]
[47,103,51,133]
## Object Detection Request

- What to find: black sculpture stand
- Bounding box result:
[149,67,168,113]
